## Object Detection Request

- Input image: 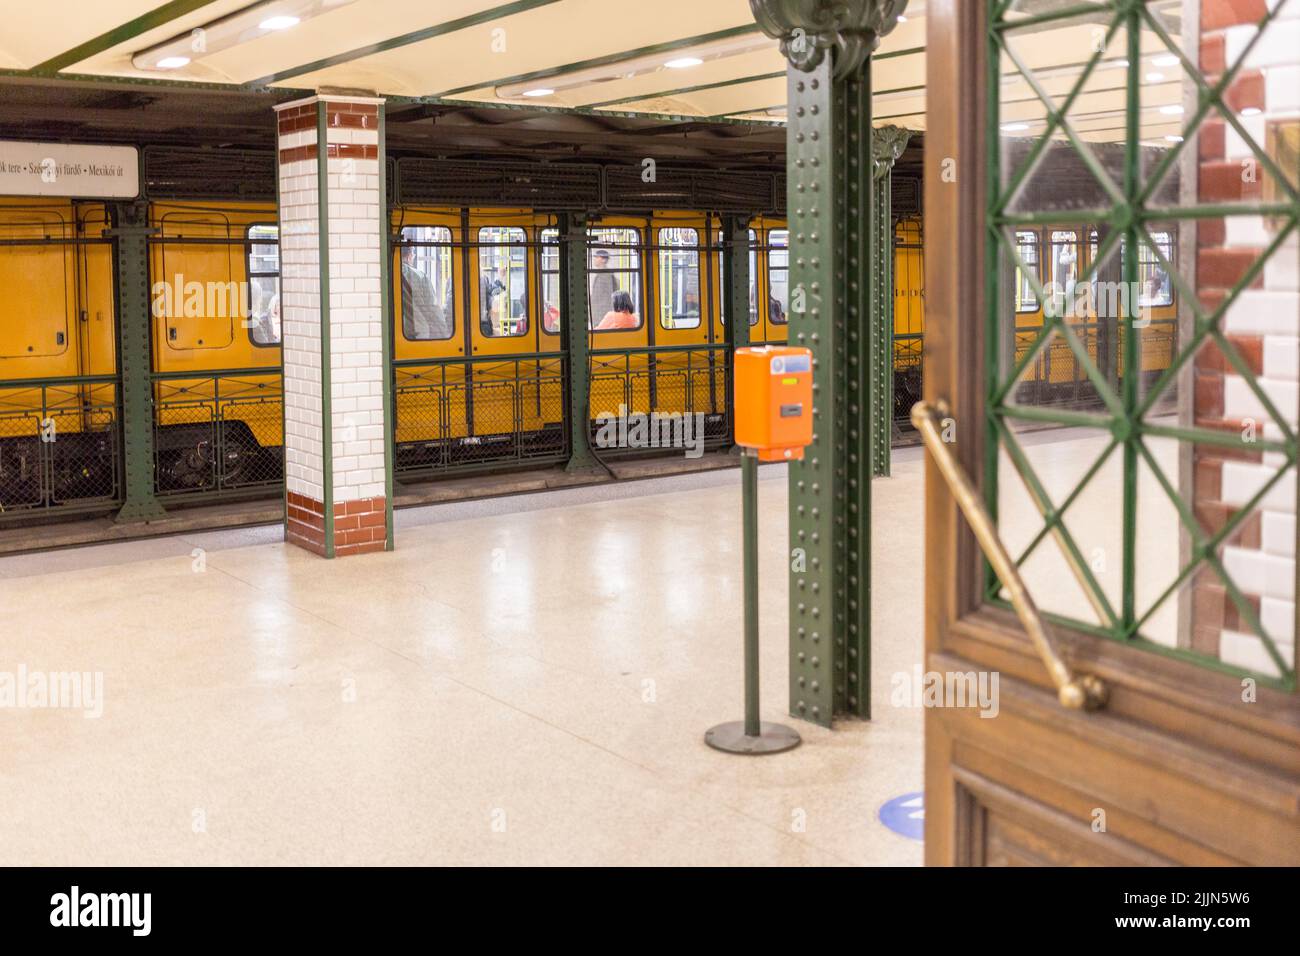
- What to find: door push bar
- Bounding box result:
[912,400,1109,711]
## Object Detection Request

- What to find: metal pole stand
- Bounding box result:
[705,450,802,755]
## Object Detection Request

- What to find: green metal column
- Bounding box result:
[870,126,911,479]
[560,212,599,472]
[722,214,751,352]
[752,0,906,727]
[108,201,165,522]
[722,214,751,449]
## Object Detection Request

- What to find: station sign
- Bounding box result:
[0,141,139,199]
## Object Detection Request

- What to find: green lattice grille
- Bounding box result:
[986,0,1299,687]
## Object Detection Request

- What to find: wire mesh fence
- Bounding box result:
[588,345,731,454]
[153,370,283,498]
[393,355,568,480]
[0,377,122,520]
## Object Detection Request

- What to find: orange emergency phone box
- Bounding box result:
[734,346,814,461]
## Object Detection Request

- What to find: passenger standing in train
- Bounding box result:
[401,245,450,339]
[595,290,638,330]
[589,249,617,326]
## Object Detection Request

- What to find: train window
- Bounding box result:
[478,226,528,337]
[1049,230,1080,309]
[749,229,759,326]
[247,224,280,347]
[587,227,642,331]
[768,229,789,325]
[398,226,455,341]
[1138,231,1173,308]
[540,228,561,335]
[1014,230,1039,313]
[657,227,701,329]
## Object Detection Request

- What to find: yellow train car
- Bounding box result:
[586,211,727,439]
[1008,223,1179,405]
[147,201,284,494]
[0,199,119,514]
[390,205,567,472]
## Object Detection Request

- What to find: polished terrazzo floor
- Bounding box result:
[0,452,928,866]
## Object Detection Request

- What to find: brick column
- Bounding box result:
[1191,1,1297,674]
[275,95,393,558]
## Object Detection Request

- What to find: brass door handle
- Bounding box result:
[912,400,1108,711]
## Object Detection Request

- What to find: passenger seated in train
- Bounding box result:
[400,245,451,339]
[595,290,638,330]
[769,295,785,325]
[543,303,561,333]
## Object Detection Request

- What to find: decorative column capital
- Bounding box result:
[750,0,908,79]
[872,124,912,179]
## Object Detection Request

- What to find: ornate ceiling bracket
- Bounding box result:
[750,0,908,79]
[872,124,912,179]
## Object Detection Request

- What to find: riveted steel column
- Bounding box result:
[561,212,598,471]
[870,167,892,477]
[722,214,751,352]
[870,125,911,479]
[752,0,905,727]
[109,201,165,522]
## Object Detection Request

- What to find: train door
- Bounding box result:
[391,207,462,474]
[466,210,540,459]
[763,224,791,345]
[0,200,118,513]
[650,213,712,425]
[923,0,1298,865]
[148,202,281,496]
[587,218,650,428]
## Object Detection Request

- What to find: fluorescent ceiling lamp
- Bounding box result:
[1145,71,1165,82]
[1151,54,1180,67]
[665,56,704,69]
[522,88,554,98]
[1241,107,1262,116]
[1000,123,1030,131]
[1165,135,1184,142]
[1159,104,1184,115]
[133,0,355,71]
[259,15,301,30]
[495,34,774,99]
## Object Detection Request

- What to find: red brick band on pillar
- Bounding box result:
[1190,1,1298,672]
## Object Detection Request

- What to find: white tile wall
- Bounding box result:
[276,97,388,509]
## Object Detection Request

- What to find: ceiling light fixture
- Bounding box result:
[259,15,301,31]
[1001,122,1030,131]
[495,33,774,99]
[1159,104,1184,115]
[522,88,554,97]
[1146,71,1165,82]
[133,0,355,71]
[1152,54,1180,67]
[1241,106,1263,116]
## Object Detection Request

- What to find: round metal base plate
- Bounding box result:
[704,720,802,755]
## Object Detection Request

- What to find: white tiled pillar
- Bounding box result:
[274,95,393,558]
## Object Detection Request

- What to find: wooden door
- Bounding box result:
[923,0,1298,866]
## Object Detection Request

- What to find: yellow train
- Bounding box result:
[1007,223,1179,405]
[0,185,1179,521]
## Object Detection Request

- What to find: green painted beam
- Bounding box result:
[246,0,562,88]
[31,0,224,74]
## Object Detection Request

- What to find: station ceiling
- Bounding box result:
[0,0,928,129]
